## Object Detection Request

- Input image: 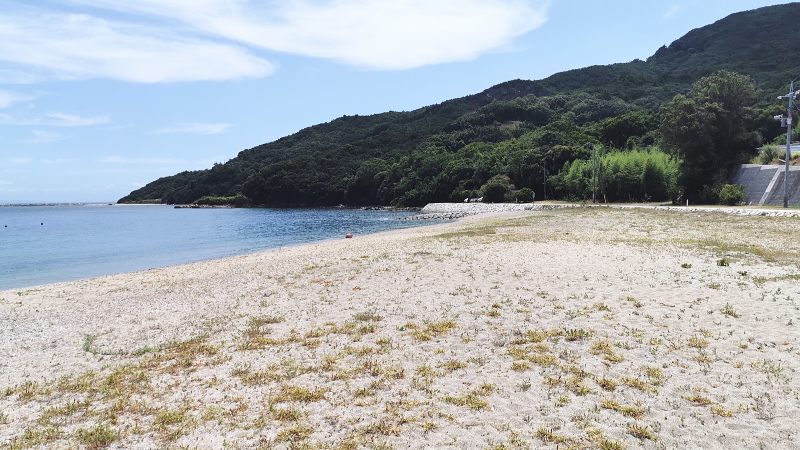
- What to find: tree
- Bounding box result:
[482,184,507,203]
[598,110,658,149]
[659,70,761,202]
[515,187,535,202]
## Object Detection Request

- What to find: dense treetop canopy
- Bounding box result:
[119,3,799,207]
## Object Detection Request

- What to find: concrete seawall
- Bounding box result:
[729,164,800,206]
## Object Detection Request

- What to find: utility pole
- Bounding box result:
[543,162,547,201]
[784,82,794,208]
[777,81,799,208]
[592,145,598,203]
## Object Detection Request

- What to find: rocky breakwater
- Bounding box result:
[402,202,800,220]
[399,203,573,220]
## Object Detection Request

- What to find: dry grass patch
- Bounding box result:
[711,404,734,417]
[272,385,327,403]
[684,393,713,406]
[688,336,709,348]
[627,423,657,441]
[597,377,618,392]
[600,398,648,419]
[409,320,457,341]
[620,377,657,392]
[353,310,384,322]
[153,408,195,441]
[510,361,530,372]
[272,407,305,422]
[276,423,314,442]
[74,424,119,450]
[443,383,496,410]
[720,303,740,318]
[535,427,576,445]
[590,340,623,363]
[439,359,468,372]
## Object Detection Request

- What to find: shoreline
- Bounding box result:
[0,207,443,292]
[2,207,799,448]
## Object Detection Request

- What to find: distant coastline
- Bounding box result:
[0,202,118,207]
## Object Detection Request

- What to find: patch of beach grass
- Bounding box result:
[626,423,656,441]
[75,424,119,449]
[273,385,327,404]
[408,320,457,341]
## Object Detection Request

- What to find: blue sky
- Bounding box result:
[0,0,793,203]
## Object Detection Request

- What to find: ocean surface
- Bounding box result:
[0,205,437,291]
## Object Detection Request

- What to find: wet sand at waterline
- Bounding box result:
[1,207,799,449]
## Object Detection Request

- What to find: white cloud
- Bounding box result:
[0,68,47,84]
[67,0,551,70]
[7,157,32,165]
[663,5,681,19]
[0,90,33,108]
[132,182,146,187]
[0,113,26,125]
[156,122,232,134]
[44,113,110,127]
[0,112,110,126]
[21,129,64,143]
[0,180,12,185]
[0,11,275,83]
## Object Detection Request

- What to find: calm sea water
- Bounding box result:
[0,205,435,290]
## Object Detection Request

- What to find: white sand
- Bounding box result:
[1,207,799,449]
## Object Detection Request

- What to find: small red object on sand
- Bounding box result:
[345,233,353,239]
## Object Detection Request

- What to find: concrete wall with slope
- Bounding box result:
[729,164,800,206]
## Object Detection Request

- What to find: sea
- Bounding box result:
[0,205,437,291]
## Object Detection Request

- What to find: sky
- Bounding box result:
[0,0,794,203]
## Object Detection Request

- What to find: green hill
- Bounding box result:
[119,3,800,206]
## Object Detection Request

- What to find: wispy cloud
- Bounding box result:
[132,181,146,187]
[174,0,552,70]
[21,129,64,144]
[0,112,110,126]
[0,11,275,83]
[0,113,27,125]
[156,122,232,135]
[0,90,33,108]
[663,4,681,19]
[44,113,110,127]
[6,157,32,165]
[2,0,549,80]
[0,180,13,185]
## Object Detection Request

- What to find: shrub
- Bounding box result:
[450,189,471,203]
[718,183,745,206]
[482,183,507,203]
[515,187,535,202]
[759,145,780,164]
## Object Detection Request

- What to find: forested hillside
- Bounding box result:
[119,3,800,206]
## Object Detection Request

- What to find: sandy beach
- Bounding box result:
[1,206,799,449]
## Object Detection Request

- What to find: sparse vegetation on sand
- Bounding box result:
[1,207,799,449]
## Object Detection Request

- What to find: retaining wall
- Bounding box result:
[729,164,800,206]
